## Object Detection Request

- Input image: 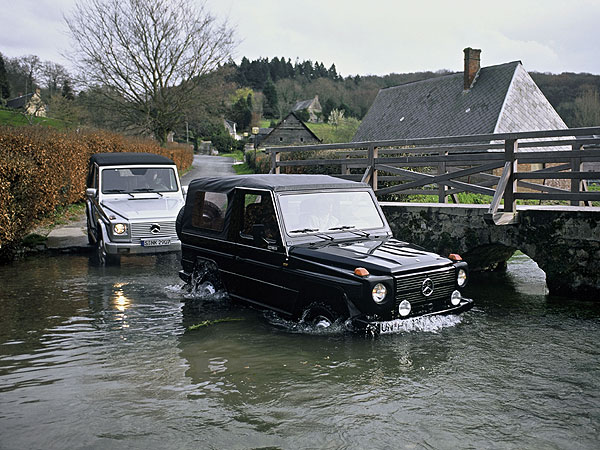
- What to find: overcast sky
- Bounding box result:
[2,0,599,77]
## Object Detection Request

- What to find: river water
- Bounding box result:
[0,252,598,449]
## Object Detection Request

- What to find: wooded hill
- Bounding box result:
[229,57,600,128]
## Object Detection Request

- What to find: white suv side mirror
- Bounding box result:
[86,188,97,197]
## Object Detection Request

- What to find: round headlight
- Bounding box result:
[398,300,411,317]
[457,268,467,287]
[372,283,387,303]
[113,223,127,235]
[451,290,462,306]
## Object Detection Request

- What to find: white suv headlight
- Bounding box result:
[113,223,127,235]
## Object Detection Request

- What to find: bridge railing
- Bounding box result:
[264,127,600,224]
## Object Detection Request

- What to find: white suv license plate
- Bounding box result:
[141,239,171,247]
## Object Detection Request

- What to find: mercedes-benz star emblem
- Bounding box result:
[150,223,161,234]
[421,278,434,297]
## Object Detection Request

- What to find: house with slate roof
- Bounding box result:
[6,89,47,117]
[292,95,322,123]
[353,48,567,142]
[258,112,321,148]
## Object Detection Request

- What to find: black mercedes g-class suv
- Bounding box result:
[177,174,472,333]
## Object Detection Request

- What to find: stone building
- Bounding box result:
[292,95,322,123]
[354,48,568,142]
[353,48,570,184]
[6,89,47,117]
[258,112,321,148]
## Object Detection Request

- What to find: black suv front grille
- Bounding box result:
[393,266,456,317]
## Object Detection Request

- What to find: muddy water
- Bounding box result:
[0,253,598,449]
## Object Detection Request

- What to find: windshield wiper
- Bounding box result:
[288,228,334,241]
[104,189,135,197]
[328,225,370,238]
[133,188,163,197]
[289,228,319,233]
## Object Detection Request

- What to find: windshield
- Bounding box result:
[278,191,385,235]
[101,167,178,194]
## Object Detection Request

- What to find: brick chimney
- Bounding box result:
[463,47,481,90]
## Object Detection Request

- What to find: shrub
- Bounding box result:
[0,126,193,260]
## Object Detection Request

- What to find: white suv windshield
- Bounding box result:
[279,191,384,235]
[101,167,178,194]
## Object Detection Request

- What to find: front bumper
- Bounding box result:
[105,239,181,255]
[352,297,474,335]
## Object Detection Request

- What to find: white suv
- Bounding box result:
[85,152,185,264]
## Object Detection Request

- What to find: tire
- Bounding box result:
[175,206,184,239]
[302,302,338,329]
[191,262,223,296]
[94,231,119,265]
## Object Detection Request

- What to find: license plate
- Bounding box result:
[376,319,407,334]
[141,239,171,247]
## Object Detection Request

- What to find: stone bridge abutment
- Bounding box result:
[381,203,600,298]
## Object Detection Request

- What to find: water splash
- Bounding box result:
[265,310,463,336]
[264,311,349,335]
[377,314,463,334]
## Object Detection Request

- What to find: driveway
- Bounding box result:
[181,155,236,185]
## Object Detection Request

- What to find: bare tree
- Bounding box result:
[40,61,70,97]
[65,0,236,144]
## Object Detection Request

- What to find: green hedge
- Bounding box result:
[0,126,193,259]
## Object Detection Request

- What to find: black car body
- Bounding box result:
[85,152,185,263]
[177,174,473,333]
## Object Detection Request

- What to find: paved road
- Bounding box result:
[181,155,236,185]
[44,154,235,251]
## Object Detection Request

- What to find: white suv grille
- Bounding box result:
[130,221,177,244]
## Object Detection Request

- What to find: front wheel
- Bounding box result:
[301,302,338,329]
[94,232,119,265]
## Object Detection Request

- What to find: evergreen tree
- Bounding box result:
[61,78,74,100]
[230,95,252,130]
[0,53,10,99]
[328,63,339,80]
[263,80,278,117]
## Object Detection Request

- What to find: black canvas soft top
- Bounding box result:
[89,152,175,167]
[187,174,369,195]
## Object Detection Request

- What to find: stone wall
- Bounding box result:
[381,203,600,298]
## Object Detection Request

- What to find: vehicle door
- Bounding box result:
[227,189,298,315]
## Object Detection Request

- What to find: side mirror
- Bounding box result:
[86,188,97,197]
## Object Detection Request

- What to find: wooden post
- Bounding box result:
[571,143,583,206]
[270,151,280,174]
[438,149,447,203]
[503,139,518,212]
[366,145,374,189]
[341,154,351,176]
[369,145,378,191]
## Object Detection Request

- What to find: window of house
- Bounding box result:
[191,191,228,232]
[279,137,283,142]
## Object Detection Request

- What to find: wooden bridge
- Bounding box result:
[264,127,600,297]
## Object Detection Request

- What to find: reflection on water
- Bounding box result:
[0,252,599,449]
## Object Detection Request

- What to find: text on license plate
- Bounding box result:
[377,319,408,334]
[141,239,171,247]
